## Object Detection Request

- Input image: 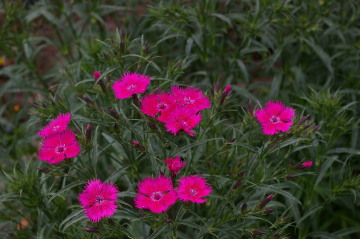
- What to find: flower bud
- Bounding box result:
[82,95,94,105]
[259,194,274,209]
[226,137,236,144]
[241,202,248,214]
[93,71,101,80]
[264,208,274,214]
[85,124,91,144]
[84,226,99,233]
[248,99,253,116]
[131,141,145,150]
[297,114,310,125]
[234,180,242,189]
[295,161,313,170]
[252,230,266,235]
[109,108,120,119]
[312,125,320,132]
[37,168,50,173]
[220,85,232,105]
[148,122,157,130]
[212,81,220,94]
[237,171,245,177]
[278,216,291,224]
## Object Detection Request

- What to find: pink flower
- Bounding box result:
[38,129,80,164]
[171,86,211,112]
[162,108,201,136]
[255,101,295,135]
[140,92,175,118]
[112,72,151,99]
[165,156,186,174]
[177,175,212,203]
[301,161,313,168]
[134,176,177,213]
[38,113,71,138]
[93,71,101,80]
[79,179,119,223]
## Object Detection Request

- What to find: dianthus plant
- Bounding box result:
[28,34,321,239]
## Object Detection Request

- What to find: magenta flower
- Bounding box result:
[165,156,186,174]
[38,129,80,164]
[93,71,101,80]
[177,175,212,203]
[38,113,71,138]
[162,108,201,136]
[301,161,313,168]
[140,92,175,118]
[171,86,211,112]
[134,176,177,213]
[255,101,295,135]
[111,72,151,99]
[79,179,119,223]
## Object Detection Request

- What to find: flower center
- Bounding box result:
[53,125,60,131]
[151,191,163,201]
[127,84,136,91]
[184,97,194,104]
[158,103,167,110]
[270,115,281,124]
[55,145,66,154]
[189,189,198,196]
[95,195,104,204]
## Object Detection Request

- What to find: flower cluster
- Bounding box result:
[110,71,211,136]
[134,175,212,213]
[37,113,80,164]
[140,86,211,136]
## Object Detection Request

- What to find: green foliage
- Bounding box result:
[0,0,359,239]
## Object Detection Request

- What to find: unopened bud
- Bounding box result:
[85,124,91,144]
[286,174,295,179]
[165,218,172,223]
[93,71,101,80]
[148,122,157,130]
[296,161,313,170]
[97,79,107,93]
[213,81,220,94]
[82,95,94,105]
[252,230,266,235]
[131,141,145,150]
[241,202,248,214]
[227,138,236,144]
[279,216,291,224]
[84,226,99,233]
[37,168,50,173]
[259,194,274,209]
[132,94,140,107]
[119,32,125,54]
[302,120,314,129]
[248,99,253,116]
[297,114,310,125]
[109,108,120,119]
[234,180,242,189]
[237,171,245,177]
[220,85,232,105]
[312,125,320,132]
[264,208,274,214]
